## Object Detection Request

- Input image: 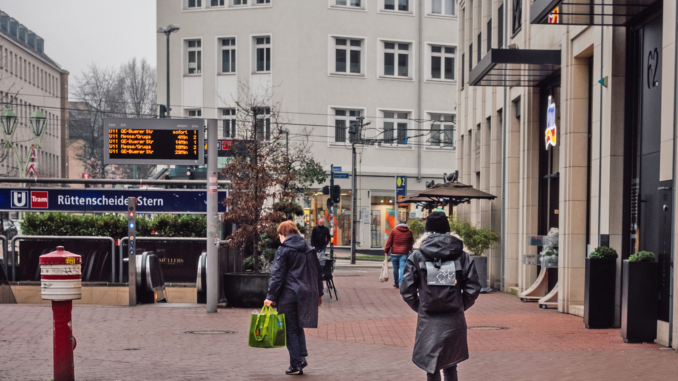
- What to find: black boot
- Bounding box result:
[285,367,303,375]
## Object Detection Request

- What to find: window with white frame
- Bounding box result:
[220,38,236,73]
[333,38,363,75]
[221,108,237,138]
[333,0,362,8]
[429,113,455,147]
[383,41,410,78]
[384,0,409,12]
[254,37,271,73]
[210,0,225,6]
[430,45,455,80]
[430,0,454,15]
[186,40,202,74]
[233,0,247,5]
[255,0,270,4]
[254,107,271,140]
[187,0,203,8]
[382,111,410,146]
[333,109,361,143]
[186,109,202,117]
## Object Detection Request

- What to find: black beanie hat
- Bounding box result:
[425,211,450,234]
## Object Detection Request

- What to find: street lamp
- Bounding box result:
[158,24,180,118]
[29,109,47,141]
[0,108,48,178]
[1,108,18,140]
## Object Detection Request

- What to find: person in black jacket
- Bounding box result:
[400,212,482,381]
[265,221,324,376]
[310,218,332,253]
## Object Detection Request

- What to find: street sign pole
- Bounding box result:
[206,119,219,313]
[329,164,335,261]
[127,197,137,306]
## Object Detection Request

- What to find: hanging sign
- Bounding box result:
[545,96,557,149]
[548,7,559,24]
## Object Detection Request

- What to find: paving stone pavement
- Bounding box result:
[1,269,677,380]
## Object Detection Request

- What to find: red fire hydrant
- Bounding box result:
[40,246,82,381]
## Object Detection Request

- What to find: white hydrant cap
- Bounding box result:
[39,246,82,301]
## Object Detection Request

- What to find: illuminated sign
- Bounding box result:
[545,96,557,149]
[548,7,559,24]
[104,118,205,165]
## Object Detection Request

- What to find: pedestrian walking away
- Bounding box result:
[384,220,414,288]
[310,218,332,254]
[265,221,324,376]
[400,212,481,381]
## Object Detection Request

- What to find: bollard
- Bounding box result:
[40,246,82,381]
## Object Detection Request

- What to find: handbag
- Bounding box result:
[248,305,287,348]
[379,258,389,282]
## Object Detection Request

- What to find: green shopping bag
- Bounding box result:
[248,305,287,348]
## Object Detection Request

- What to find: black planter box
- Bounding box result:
[223,273,270,308]
[584,258,616,329]
[621,261,658,343]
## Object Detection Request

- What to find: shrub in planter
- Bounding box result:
[407,219,425,241]
[622,251,658,343]
[584,246,618,329]
[449,217,500,291]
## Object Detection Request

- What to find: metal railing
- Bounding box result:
[10,236,116,282]
[118,237,229,283]
[0,235,7,278]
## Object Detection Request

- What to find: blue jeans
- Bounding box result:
[391,254,407,286]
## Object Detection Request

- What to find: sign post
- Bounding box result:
[205,119,219,313]
[127,197,137,306]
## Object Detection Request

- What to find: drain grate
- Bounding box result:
[468,326,509,330]
[183,330,236,335]
[123,348,140,351]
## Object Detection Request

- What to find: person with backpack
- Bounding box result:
[400,212,481,381]
[264,221,324,376]
[384,220,414,288]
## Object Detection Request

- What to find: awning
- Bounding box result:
[398,182,497,206]
[469,49,561,87]
[530,0,660,26]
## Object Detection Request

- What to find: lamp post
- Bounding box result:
[0,108,46,178]
[158,24,180,118]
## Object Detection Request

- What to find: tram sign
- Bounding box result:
[104,118,205,165]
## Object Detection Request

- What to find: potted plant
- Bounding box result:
[621,251,658,343]
[584,246,618,329]
[449,217,500,292]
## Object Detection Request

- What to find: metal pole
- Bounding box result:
[351,144,357,265]
[166,32,171,118]
[329,164,335,261]
[206,119,219,313]
[127,197,137,306]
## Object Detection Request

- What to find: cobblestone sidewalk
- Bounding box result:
[0,269,676,380]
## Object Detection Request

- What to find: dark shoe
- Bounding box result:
[285,367,303,375]
[300,358,308,369]
[393,284,399,288]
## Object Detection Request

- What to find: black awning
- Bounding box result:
[469,49,561,87]
[530,0,659,26]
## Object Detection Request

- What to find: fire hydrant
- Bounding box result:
[40,246,82,381]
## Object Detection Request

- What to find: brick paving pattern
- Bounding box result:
[0,269,676,380]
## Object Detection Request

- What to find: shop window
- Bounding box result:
[371,196,396,248]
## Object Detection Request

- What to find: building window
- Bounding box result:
[382,111,409,146]
[461,53,465,87]
[220,38,236,73]
[186,40,202,74]
[186,109,202,117]
[469,44,473,70]
[255,0,270,4]
[383,42,410,78]
[210,0,225,6]
[333,109,361,143]
[384,0,408,11]
[477,33,481,63]
[333,38,363,75]
[512,0,522,34]
[221,109,236,138]
[333,0,362,7]
[487,19,492,52]
[254,37,271,73]
[431,0,454,15]
[430,45,455,80]
[498,4,504,48]
[187,0,202,8]
[254,107,271,140]
[430,114,455,148]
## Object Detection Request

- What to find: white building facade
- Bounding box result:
[157,0,459,251]
[0,10,68,179]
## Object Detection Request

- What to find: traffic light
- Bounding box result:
[128,197,137,257]
[323,185,330,195]
[332,185,341,204]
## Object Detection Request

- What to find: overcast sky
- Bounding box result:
[2,0,156,93]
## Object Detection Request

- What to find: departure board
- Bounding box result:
[104,118,204,165]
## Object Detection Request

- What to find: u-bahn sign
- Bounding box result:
[104,118,205,165]
[0,188,226,213]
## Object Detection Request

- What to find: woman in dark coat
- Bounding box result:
[400,212,482,381]
[264,221,324,376]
